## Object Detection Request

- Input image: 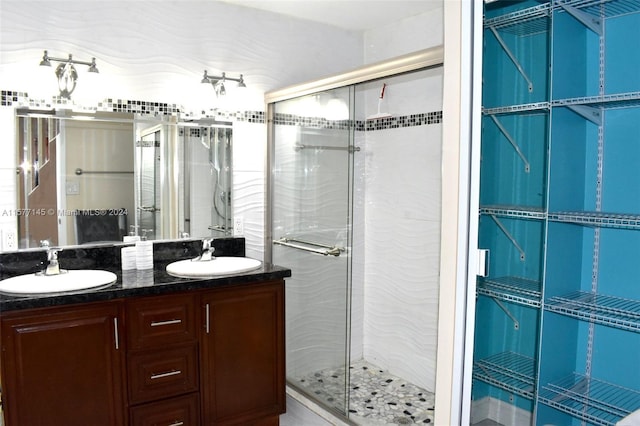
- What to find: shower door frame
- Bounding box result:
[264,45,445,421]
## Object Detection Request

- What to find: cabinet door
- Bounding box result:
[1,302,126,426]
[200,280,285,425]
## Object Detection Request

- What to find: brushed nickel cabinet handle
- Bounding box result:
[205,303,210,334]
[150,319,182,327]
[150,370,182,380]
[113,318,119,350]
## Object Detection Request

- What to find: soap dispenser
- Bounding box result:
[123,225,140,243]
[135,229,154,270]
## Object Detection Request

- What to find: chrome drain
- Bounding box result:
[393,417,412,425]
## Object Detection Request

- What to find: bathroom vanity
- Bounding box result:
[0,239,290,426]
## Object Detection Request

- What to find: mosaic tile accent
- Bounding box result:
[181,109,265,123]
[272,113,352,129]
[97,98,180,115]
[296,360,435,425]
[2,89,439,129]
[0,89,266,123]
[273,111,442,132]
[178,123,235,138]
[362,111,443,131]
[238,110,265,123]
[1,90,26,106]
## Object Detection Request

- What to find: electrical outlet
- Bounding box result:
[233,216,244,236]
[66,180,80,195]
[2,229,17,251]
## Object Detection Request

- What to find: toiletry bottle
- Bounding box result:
[121,246,137,271]
[124,225,140,243]
[136,229,154,270]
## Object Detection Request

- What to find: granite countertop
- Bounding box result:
[0,237,291,312]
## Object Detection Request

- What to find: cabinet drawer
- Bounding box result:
[127,293,196,349]
[128,343,199,404]
[130,392,200,426]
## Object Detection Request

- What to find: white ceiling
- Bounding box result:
[218,0,443,31]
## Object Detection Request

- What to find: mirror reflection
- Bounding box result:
[12,108,233,250]
[179,123,233,239]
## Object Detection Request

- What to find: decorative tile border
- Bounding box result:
[1,90,182,115]
[272,113,352,130]
[273,111,442,132]
[2,90,441,130]
[362,111,443,131]
[98,98,180,115]
[0,90,25,106]
[1,89,265,123]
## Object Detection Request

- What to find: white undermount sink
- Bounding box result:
[0,269,118,295]
[166,257,262,278]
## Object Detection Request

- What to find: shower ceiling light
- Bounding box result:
[39,50,99,100]
[201,70,246,97]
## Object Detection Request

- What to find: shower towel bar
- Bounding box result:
[294,144,360,153]
[273,237,345,257]
[75,168,134,175]
[208,225,228,233]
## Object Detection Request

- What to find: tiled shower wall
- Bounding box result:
[352,67,443,393]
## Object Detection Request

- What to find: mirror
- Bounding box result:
[11,108,233,250]
[179,123,233,239]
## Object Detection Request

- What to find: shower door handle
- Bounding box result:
[138,206,159,212]
[273,237,344,257]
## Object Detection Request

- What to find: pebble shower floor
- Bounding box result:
[296,360,435,425]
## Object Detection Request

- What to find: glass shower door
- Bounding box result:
[136,127,161,239]
[270,86,354,416]
[179,124,233,238]
[208,126,232,236]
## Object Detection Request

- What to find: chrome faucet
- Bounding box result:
[43,245,65,276]
[194,238,215,262]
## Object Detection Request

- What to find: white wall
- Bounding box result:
[0,109,17,250]
[0,1,364,107]
[232,121,268,259]
[364,7,443,65]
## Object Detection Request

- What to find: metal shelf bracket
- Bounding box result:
[558,3,602,36]
[566,105,602,126]
[490,214,526,261]
[489,26,534,93]
[489,115,531,173]
[492,297,520,330]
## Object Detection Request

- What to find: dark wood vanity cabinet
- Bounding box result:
[0,301,127,426]
[0,279,286,426]
[200,280,286,425]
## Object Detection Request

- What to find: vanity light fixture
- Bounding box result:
[201,70,246,97]
[39,50,99,99]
